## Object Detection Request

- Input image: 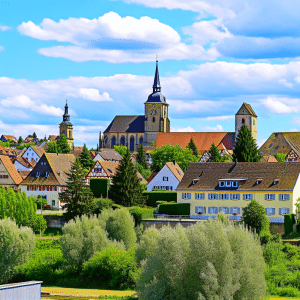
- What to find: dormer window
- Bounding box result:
[36,172,39,177]
[45,172,49,177]
[255,179,262,186]
[219,181,225,187]
[232,181,238,187]
[273,180,279,185]
[225,181,231,187]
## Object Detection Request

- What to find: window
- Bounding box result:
[255,180,262,186]
[219,193,229,200]
[230,194,240,200]
[208,207,219,214]
[232,181,238,187]
[153,117,155,122]
[182,193,191,199]
[265,194,275,200]
[52,186,55,191]
[273,180,279,185]
[219,207,229,214]
[219,181,225,187]
[52,200,55,207]
[279,208,290,215]
[242,118,245,124]
[279,194,290,201]
[163,176,168,181]
[265,208,275,215]
[225,181,231,187]
[195,193,205,200]
[243,194,253,200]
[269,143,273,148]
[230,207,241,214]
[36,172,39,177]
[208,193,218,200]
[195,206,206,214]
[45,172,49,177]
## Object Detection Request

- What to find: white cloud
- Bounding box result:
[261,96,300,114]
[202,124,224,131]
[78,88,113,101]
[170,126,195,132]
[0,25,11,31]
[278,79,293,89]
[200,115,234,121]
[0,46,4,52]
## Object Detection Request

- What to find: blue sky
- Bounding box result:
[1,0,300,148]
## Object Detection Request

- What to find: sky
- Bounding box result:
[1,0,300,148]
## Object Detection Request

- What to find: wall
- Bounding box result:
[0,281,42,300]
[22,147,40,162]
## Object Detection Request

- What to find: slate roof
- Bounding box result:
[146,92,167,103]
[104,115,145,133]
[236,102,257,117]
[156,132,235,153]
[0,155,23,184]
[98,150,123,161]
[177,162,300,192]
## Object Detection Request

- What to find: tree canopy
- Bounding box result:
[46,134,71,154]
[79,144,94,172]
[136,144,148,169]
[114,145,128,157]
[151,144,198,172]
[274,153,286,162]
[233,124,262,162]
[186,137,198,157]
[209,142,222,162]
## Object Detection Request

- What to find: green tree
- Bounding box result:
[109,148,145,207]
[233,124,262,162]
[274,153,286,162]
[0,218,35,283]
[32,132,37,138]
[17,136,23,144]
[60,159,95,221]
[79,144,94,172]
[186,137,198,157]
[209,142,222,162]
[136,144,148,169]
[135,162,152,180]
[241,199,269,235]
[57,134,71,153]
[46,141,58,153]
[151,144,198,173]
[114,145,128,157]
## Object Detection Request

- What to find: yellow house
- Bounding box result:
[177,162,300,223]
[0,154,23,190]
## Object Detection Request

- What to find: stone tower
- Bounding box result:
[235,102,257,141]
[144,59,170,146]
[59,100,74,150]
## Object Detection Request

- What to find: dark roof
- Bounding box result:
[146,92,167,103]
[98,150,123,161]
[104,115,145,133]
[177,162,300,192]
[236,102,257,117]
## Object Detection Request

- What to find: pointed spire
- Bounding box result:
[153,56,161,93]
[63,99,70,122]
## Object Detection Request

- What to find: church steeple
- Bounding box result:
[63,100,70,122]
[153,59,161,93]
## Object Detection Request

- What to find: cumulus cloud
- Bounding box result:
[0,46,4,52]
[170,126,195,132]
[78,88,113,101]
[202,124,224,131]
[0,25,11,31]
[261,96,300,114]
[200,115,234,121]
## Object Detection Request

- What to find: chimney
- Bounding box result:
[172,160,176,165]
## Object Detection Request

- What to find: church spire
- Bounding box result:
[153,57,161,93]
[63,99,70,122]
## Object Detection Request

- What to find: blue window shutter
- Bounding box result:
[208,194,211,200]
[226,194,229,200]
[287,208,290,214]
[182,193,184,200]
[243,194,246,200]
[215,194,218,200]
[202,193,205,199]
[188,193,191,199]
[265,194,268,200]
[230,207,233,214]
[238,208,241,214]
[272,194,275,200]
[265,208,267,214]
[230,194,233,200]
[226,207,229,214]
[287,194,290,200]
[279,194,282,200]
[279,208,282,215]
[237,194,240,200]
[272,208,275,215]
[250,194,253,200]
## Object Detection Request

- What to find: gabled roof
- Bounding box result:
[13,156,32,169]
[236,102,257,117]
[0,155,23,184]
[98,160,120,177]
[29,145,45,158]
[48,135,59,142]
[147,172,157,183]
[18,170,30,180]
[165,161,184,182]
[97,150,123,161]
[177,162,300,192]
[261,155,277,163]
[2,135,17,142]
[70,147,83,159]
[104,115,145,133]
[156,132,235,152]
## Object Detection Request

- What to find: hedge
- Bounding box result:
[158,203,190,215]
[90,178,110,198]
[143,191,177,207]
[128,206,156,226]
[284,214,295,236]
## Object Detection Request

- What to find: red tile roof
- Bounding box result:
[0,155,23,184]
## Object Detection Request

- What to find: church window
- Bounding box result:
[111,136,116,149]
[120,136,125,146]
[153,117,155,122]
[139,137,143,144]
[242,118,245,124]
[269,143,273,148]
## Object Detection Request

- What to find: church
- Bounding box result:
[101,60,170,152]
[59,101,74,150]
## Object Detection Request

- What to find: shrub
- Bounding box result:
[0,218,35,283]
[128,206,156,226]
[158,203,190,215]
[263,241,285,267]
[143,191,177,207]
[90,178,110,198]
[60,215,109,271]
[82,245,138,289]
[23,214,47,234]
[93,198,113,214]
[284,213,295,236]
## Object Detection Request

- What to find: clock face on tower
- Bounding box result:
[152,104,156,108]
[150,109,157,115]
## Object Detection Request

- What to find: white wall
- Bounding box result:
[22,147,41,163]
[292,173,300,214]
[13,160,31,171]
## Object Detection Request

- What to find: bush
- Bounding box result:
[23,214,47,234]
[143,191,177,207]
[93,198,113,214]
[158,203,190,215]
[90,178,110,198]
[0,218,36,283]
[284,214,295,236]
[128,206,156,226]
[82,245,138,289]
[35,197,47,209]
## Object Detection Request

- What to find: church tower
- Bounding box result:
[59,100,74,150]
[144,59,170,146]
[235,102,257,141]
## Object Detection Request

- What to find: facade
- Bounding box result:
[177,162,300,223]
[13,156,34,172]
[22,146,45,163]
[0,281,43,300]
[21,153,76,208]
[0,155,23,190]
[147,161,183,191]
[59,101,74,150]
[102,60,170,152]
[0,135,17,143]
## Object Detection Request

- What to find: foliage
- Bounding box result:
[284,213,295,236]
[60,214,109,271]
[82,245,138,289]
[233,124,262,162]
[135,162,151,180]
[15,142,36,150]
[35,196,47,209]
[46,134,71,153]
[0,140,15,147]
[128,206,156,226]
[158,203,190,215]
[46,141,58,153]
[103,208,137,250]
[90,178,110,198]
[186,137,199,157]
[0,218,36,283]
[136,144,148,169]
[17,136,23,144]
[136,220,267,300]
[109,148,145,207]
[32,132,37,138]
[23,214,47,234]
[274,153,287,162]
[93,198,113,214]
[142,190,177,207]
[114,145,128,157]
[60,159,95,221]
[150,144,198,173]
[209,142,222,162]
[79,144,94,170]
[241,199,269,235]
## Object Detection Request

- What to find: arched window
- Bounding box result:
[242,118,245,124]
[130,136,134,152]
[139,136,143,144]
[111,136,116,149]
[120,136,125,146]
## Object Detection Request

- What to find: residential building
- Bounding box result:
[13,156,35,172]
[0,155,23,190]
[21,145,45,163]
[21,153,76,208]
[93,150,123,162]
[147,161,183,191]
[177,162,300,223]
[0,135,17,143]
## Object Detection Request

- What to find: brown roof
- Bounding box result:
[2,135,17,142]
[18,171,30,180]
[261,155,278,163]
[70,148,82,159]
[48,135,59,142]
[97,150,123,161]
[156,132,235,152]
[98,160,120,177]
[21,153,76,186]
[235,102,257,117]
[166,161,184,182]
[0,155,23,184]
[177,162,300,192]
[147,172,157,183]
[30,145,45,158]
[12,156,32,169]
